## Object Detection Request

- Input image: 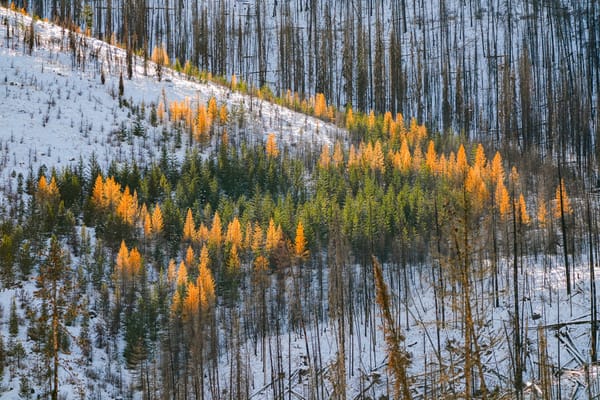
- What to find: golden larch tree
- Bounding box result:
[398,139,411,173]
[183,208,196,242]
[368,110,376,131]
[314,93,327,118]
[496,180,511,221]
[176,261,188,288]
[332,141,344,168]
[425,140,437,173]
[151,205,164,234]
[371,141,385,172]
[197,245,215,307]
[345,107,355,130]
[226,217,243,248]
[117,187,137,225]
[207,97,218,121]
[195,104,210,142]
[219,104,228,125]
[266,133,279,158]
[209,212,223,248]
[519,194,530,225]
[294,221,309,260]
[554,179,573,218]
[185,246,195,267]
[167,259,177,285]
[251,223,264,254]
[183,281,200,320]
[318,144,331,169]
[91,174,106,208]
[537,200,548,228]
[265,218,279,253]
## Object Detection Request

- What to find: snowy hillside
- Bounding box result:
[0,5,599,400]
[0,7,340,181]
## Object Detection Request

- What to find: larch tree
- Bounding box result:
[151,45,170,81]
[266,133,279,158]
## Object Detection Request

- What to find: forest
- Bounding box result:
[0,0,598,399]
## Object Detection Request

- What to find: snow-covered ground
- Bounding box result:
[0,7,341,182]
[0,6,598,400]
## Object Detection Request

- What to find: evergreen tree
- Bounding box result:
[9,297,18,337]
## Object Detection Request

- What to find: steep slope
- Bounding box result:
[0,7,599,400]
[0,7,340,181]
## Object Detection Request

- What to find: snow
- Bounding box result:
[0,7,341,183]
[0,5,598,400]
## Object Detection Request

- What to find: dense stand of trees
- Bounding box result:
[4,0,599,169]
[0,91,596,397]
[1,1,600,398]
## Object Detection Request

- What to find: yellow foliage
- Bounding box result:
[92,175,106,208]
[151,205,164,234]
[314,93,327,118]
[226,217,243,248]
[489,152,504,184]
[265,219,277,253]
[397,139,411,173]
[266,133,279,158]
[208,97,218,121]
[346,107,355,130]
[332,141,344,168]
[144,209,153,237]
[473,144,487,172]
[219,104,228,125]
[196,223,209,243]
[128,247,142,276]
[116,240,129,274]
[176,261,188,287]
[425,140,437,173]
[116,187,137,225]
[197,245,215,307]
[167,259,177,284]
[227,244,241,274]
[371,141,385,172]
[195,104,211,142]
[466,166,489,206]
[209,212,223,248]
[368,110,376,131]
[554,179,573,218]
[348,144,359,168]
[496,180,511,220]
[183,281,200,319]
[185,245,195,267]
[244,221,254,251]
[519,194,530,224]
[318,144,331,169]
[103,177,122,208]
[183,208,196,242]
[251,223,264,254]
[383,111,393,135]
[455,145,468,178]
[411,145,423,172]
[294,221,309,260]
[151,45,169,66]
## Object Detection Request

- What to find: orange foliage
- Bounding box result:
[294,221,308,260]
[318,144,331,169]
[151,205,164,234]
[209,212,223,248]
[266,133,279,158]
[183,208,196,242]
[554,179,573,218]
[226,217,243,248]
